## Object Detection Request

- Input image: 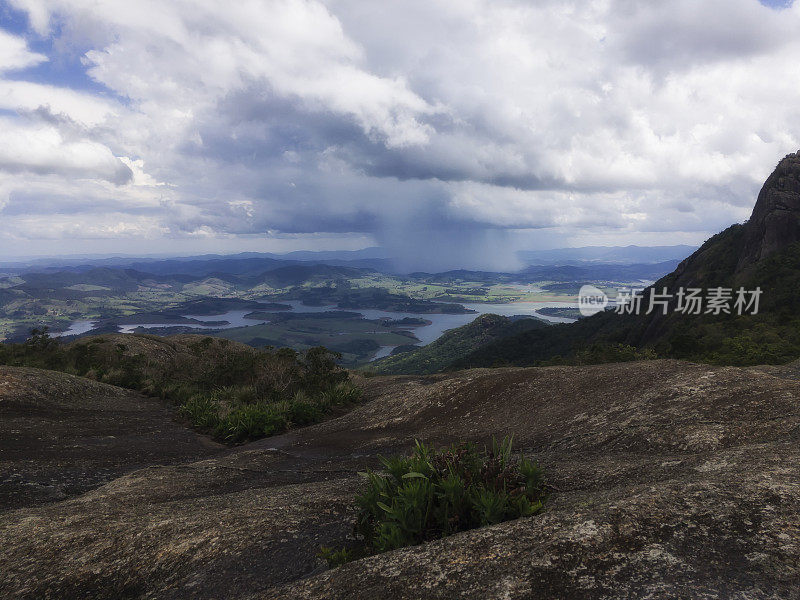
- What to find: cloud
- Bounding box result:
[28,0,438,147]
[0,80,118,126]
[0,30,130,188]
[0,0,799,266]
[0,117,132,183]
[609,0,796,72]
[0,28,46,71]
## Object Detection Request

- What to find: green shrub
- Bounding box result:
[545,343,659,366]
[233,386,258,404]
[319,381,363,408]
[302,346,349,392]
[324,437,545,566]
[210,385,259,405]
[288,396,324,426]
[179,394,220,429]
[217,403,289,442]
[102,365,145,388]
[318,546,356,568]
[158,382,201,404]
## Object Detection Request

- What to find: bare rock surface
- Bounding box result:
[2,360,800,598]
[0,366,223,510]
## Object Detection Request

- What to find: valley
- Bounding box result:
[50,299,583,364]
[0,253,668,364]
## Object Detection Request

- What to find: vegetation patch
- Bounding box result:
[320,437,545,566]
[0,330,362,443]
[543,343,659,366]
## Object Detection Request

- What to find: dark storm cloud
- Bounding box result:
[185,88,366,164]
[0,0,799,262]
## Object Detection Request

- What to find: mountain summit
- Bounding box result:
[739,150,800,270]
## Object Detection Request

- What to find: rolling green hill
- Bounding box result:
[371,314,549,374]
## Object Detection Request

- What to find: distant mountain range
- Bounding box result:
[0,245,695,277]
[0,250,393,278]
[517,245,697,266]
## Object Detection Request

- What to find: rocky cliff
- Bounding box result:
[739,150,800,270]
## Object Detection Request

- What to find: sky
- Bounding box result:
[0,0,798,270]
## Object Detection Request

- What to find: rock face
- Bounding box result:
[2,360,800,598]
[739,150,800,270]
[0,366,222,510]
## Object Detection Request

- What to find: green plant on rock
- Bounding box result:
[217,402,289,442]
[179,394,220,429]
[302,346,349,392]
[317,546,356,568]
[323,436,545,566]
[287,392,325,426]
[319,381,363,408]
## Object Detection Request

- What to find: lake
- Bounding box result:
[53,299,579,359]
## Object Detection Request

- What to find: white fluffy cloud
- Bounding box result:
[0,117,131,182]
[0,0,799,264]
[0,28,45,71]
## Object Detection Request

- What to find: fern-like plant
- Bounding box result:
[323,436,545,565]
